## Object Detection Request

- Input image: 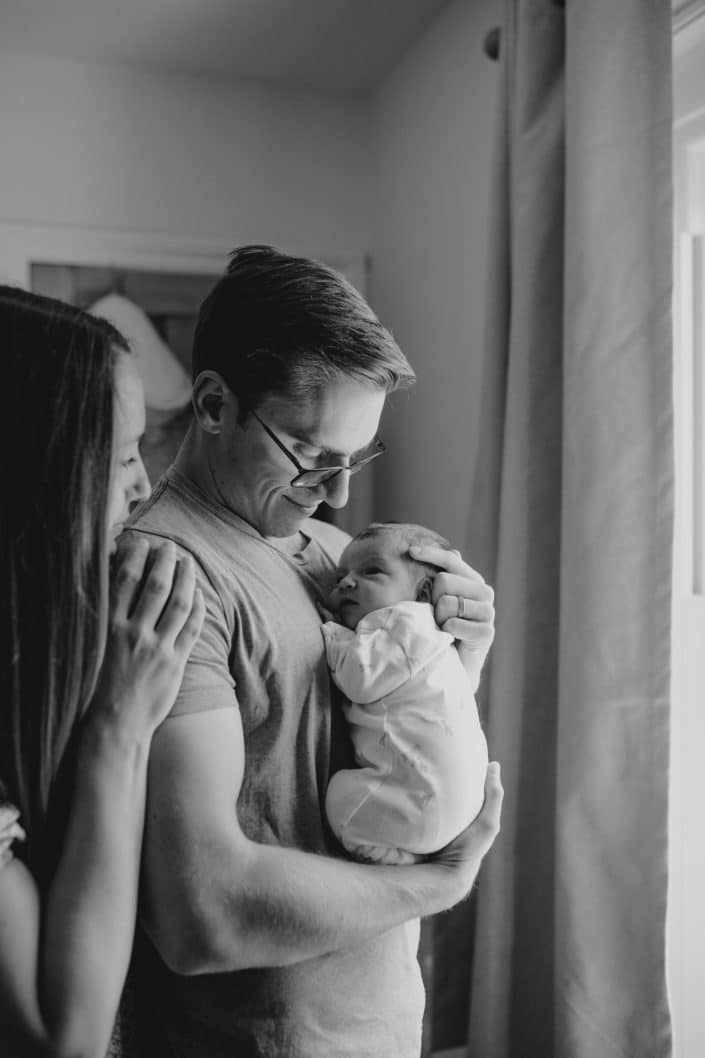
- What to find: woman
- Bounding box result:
[0,286,204,1057]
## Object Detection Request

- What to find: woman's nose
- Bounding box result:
[130,457,152,508]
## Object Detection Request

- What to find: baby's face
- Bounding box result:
[327,537,421,629]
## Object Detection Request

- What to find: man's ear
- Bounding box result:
[192,371,235,434]
[416,575,434,605]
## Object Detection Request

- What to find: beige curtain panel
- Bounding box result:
[466,1,673,1056]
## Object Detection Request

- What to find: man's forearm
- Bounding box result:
[143,833,473,976]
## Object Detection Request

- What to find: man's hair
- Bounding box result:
[0,285,128,881]
[192,245,416,417]
[352,522,454,598]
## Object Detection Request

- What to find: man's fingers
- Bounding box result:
[475,762,503,849]
[437,596,495,626]
[441,619,495,647]
[409,544,485,581]
[431,572,494,606]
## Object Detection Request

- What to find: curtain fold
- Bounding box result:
[466,2,673,1056]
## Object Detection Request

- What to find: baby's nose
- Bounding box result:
[338,572,356,591]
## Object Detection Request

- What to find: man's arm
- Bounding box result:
[140,705,502,975]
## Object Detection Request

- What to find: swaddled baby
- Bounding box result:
[321,521,489,864]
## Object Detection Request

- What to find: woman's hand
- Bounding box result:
[0,804,25,867]
[409,545,495,692]
[90,534,205,737]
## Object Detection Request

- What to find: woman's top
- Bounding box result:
[0,780,133,1057]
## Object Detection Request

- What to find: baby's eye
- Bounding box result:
[362,566,383,576]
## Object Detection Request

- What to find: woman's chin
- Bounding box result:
[108,524,124,554]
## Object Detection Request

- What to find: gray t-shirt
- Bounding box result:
[128,469,424,1058]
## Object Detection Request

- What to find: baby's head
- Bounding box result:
[327,521,453,629]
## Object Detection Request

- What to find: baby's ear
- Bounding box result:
[416,575,434,605]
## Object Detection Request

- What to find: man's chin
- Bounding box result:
[261,497,319,538]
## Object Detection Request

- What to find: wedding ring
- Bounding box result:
[457,596,467,620]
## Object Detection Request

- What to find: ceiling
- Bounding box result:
[0,0,454,94]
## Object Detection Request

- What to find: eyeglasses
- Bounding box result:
[251,410,385,488]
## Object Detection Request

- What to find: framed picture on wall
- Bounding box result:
[31,260,215,483]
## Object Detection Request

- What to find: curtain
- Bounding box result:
[465,2,674,1056]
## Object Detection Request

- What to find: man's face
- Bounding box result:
[211,375,386,538]
[327,536,421,629]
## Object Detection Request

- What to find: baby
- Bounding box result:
[321,521,489,864]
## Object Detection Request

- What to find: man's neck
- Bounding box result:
[173,424,220,505]
[173,426,305,548]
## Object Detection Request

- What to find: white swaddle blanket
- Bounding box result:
[322,601,488,864]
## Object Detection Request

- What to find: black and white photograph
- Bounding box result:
[0,2,697,1056]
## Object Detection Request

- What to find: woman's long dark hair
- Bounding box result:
[0,286,128,878]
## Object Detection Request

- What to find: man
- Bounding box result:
[129,245,502,1057]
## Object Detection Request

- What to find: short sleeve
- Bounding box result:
[169,552,238,718]
[0,796,26,867]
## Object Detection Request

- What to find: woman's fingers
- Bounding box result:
[0,803,26,848]
[174,587,206,654]
[155,554,197,643]
[110,534,151,622]
[129,542,178,626]
[109,535,203,647]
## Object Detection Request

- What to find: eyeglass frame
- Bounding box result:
[250,409,385,488]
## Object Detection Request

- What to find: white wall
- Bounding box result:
[0,53,371,257]
[369,0,502,546]
[0,12,502,548]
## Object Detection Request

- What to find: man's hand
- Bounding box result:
[409,545,495,692]
[431,761,503,900]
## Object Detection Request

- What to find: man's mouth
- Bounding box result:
[286,497,318,515]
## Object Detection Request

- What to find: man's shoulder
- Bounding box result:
[124,476,238,602]
[127,472,225,555]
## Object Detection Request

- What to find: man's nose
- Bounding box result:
[321,468,350,509]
